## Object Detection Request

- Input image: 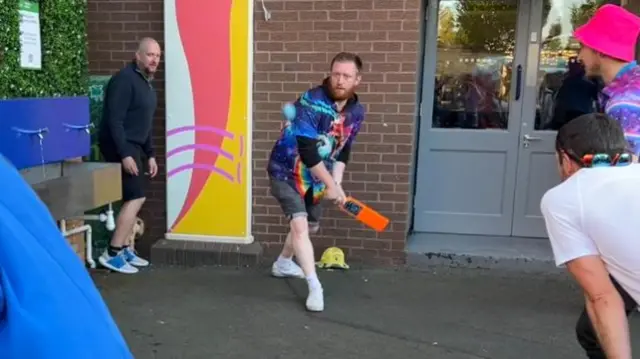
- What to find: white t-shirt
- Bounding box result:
[540,164,640,306]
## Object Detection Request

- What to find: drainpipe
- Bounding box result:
[59,219,97,269]
[70,202,116,231]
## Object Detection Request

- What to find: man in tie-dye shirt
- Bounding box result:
[266,52,365,312]
[574,4,640,156]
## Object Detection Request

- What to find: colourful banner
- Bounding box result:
[164,0,253,243]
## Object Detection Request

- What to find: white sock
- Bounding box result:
[277,254,293,264]
[306,273,322,291]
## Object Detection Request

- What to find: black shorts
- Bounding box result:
[269,177,322,232]
[99,141,148,202]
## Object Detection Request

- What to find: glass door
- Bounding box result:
[510,0,604,237]
[413,0,534,235]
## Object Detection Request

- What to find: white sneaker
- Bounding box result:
[98,250,139,274]
[271,259,305,278]
[306,286,324,312]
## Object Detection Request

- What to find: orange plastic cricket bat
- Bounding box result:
[340,196,390,232]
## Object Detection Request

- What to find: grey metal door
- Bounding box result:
[413,0,534,235]
[511,0,597,237]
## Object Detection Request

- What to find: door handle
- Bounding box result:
[515,65,522,101]
[522,134,541,148]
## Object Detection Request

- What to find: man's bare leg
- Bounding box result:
[280,231,295,259]
[98,198,146,274]
[273,217,321,279]
[272,230,305,278]
[289,217,318,275]
[110,198,145,248]
[289,216,323,311]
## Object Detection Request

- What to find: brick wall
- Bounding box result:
[86,0,422,265]
[87,0,166,256]
[253,0,421,265]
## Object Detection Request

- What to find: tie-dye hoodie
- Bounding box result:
[599,61,640,155]
[267,78,365,201]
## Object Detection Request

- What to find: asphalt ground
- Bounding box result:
[94,265,640,359]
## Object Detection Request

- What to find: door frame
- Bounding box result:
[412,0,543,236]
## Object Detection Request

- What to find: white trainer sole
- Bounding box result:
[99,257,139,274]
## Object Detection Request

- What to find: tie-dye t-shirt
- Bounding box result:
[600,61,640,155]
[267,80,365,201]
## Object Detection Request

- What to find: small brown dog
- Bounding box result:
[128,217,145,251]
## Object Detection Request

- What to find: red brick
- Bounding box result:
[314,1,343,10]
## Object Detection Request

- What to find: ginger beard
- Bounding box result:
[328,82,355,101]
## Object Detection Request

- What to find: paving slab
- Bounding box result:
[93,266,639,359]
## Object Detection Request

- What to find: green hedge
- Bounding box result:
[0,0,87,99]
[87,75,120,261]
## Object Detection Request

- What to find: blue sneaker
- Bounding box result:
[123,247,149,267]
[98,250,138,274]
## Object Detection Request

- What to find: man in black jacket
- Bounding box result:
[97,37,161,274]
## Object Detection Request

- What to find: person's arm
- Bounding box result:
[296,136,335,187]
[607,104,640,161]
[104,75,134,158]
[540,190,631,359]
[291,98,337,189]
[333,109,364,185]
[569,257,631,359]
[333,145,349,185]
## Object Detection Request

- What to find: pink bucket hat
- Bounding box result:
[574,4,640,62]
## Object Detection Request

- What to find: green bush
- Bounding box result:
[0,0,87,99]
[0,1,109,259]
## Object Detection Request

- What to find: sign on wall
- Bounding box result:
[164,1,253,243]
[18,0,42,69]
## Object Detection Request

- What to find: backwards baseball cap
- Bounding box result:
[574,4,640,62]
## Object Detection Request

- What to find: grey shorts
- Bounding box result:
[269,177,322,232]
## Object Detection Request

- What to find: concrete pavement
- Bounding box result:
[94,265,639,359]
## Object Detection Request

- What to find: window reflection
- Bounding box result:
[535,0,607,130]
[432,0,520,130]
[431,0,608,131]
